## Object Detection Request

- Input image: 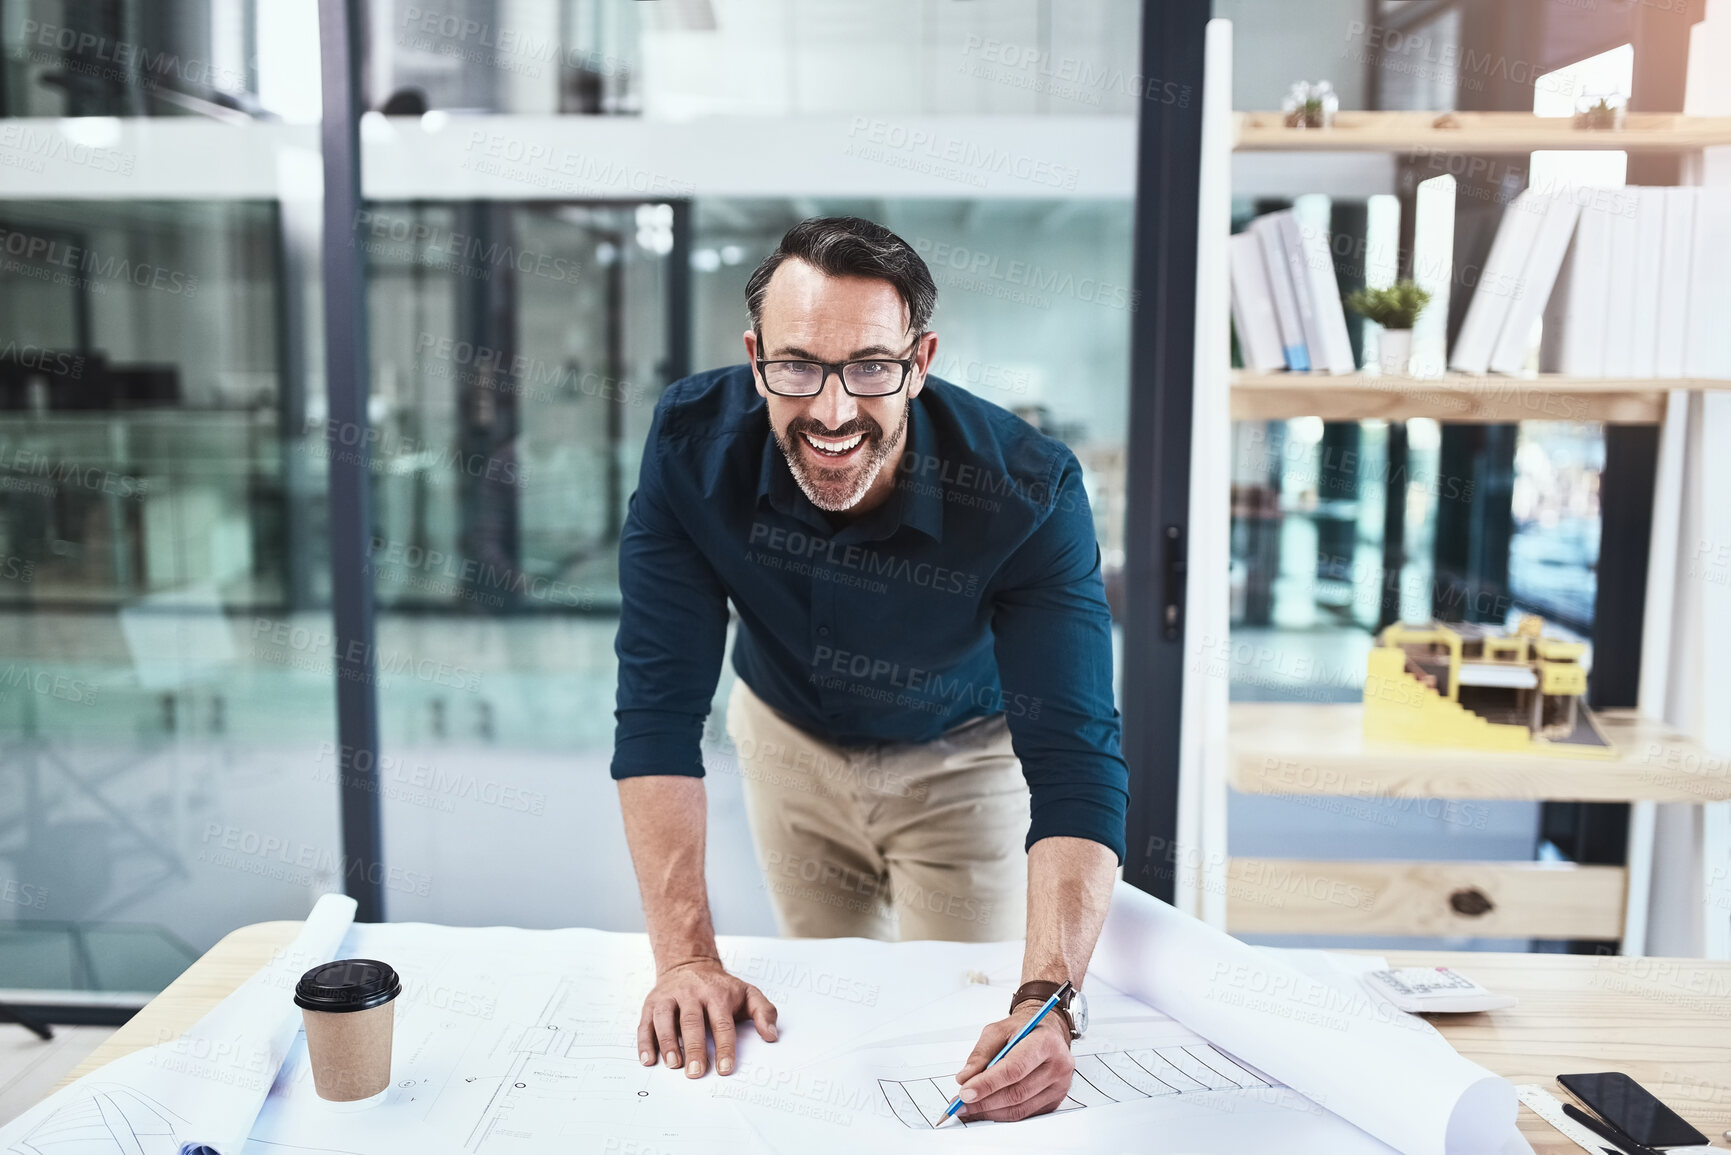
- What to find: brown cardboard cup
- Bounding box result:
[294,959,402,1104]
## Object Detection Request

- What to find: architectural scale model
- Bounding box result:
[1362,615,1616,757]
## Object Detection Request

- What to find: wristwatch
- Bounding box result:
[1009,981,1088,1042]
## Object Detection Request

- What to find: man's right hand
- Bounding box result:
[637,957,779,1078]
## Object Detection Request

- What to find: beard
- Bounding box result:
[773,397,910,514]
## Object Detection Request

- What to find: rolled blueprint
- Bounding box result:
[0,892,358,1155]
[1091,882,1527,1155]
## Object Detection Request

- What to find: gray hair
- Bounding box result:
[744,216,937,340]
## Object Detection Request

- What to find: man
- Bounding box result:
[612,216,1128,1122]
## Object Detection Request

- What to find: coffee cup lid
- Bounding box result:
[295,959,402,1013]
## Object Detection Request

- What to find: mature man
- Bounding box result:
[612,216,1128,1122]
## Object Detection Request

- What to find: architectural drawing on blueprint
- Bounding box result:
[5,1085,189,1155]
[242,925,763,1155]
[447,977,665,1152]
[879,1042,1278,1129]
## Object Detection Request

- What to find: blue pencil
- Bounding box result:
[941,981,1072,1124]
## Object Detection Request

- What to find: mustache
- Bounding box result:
[786,415,881,441]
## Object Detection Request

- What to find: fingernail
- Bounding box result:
[665,1051,678,1067]
[686,1060,702,1077]
[960,1087,979,1103]
[640,1051,652,1066]
[718,1057,733,1075]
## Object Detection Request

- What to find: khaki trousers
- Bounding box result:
[724,678,1029,942]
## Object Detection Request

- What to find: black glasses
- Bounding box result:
[755,336,921,398]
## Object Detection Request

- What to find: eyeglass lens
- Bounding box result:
[762,360,904,396]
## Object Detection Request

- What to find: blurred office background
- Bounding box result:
[0,0,1681,1005]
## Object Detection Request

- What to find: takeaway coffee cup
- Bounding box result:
[294,958,402,1104]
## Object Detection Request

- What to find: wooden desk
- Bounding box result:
[60,921,301,1087]
[55,924,1731,1154]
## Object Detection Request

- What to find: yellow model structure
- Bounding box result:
[1362,615,1615,757]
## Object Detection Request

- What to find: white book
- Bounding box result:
[1685,186,1731,378]
[1628,186,1668,378]
[1293,213,1358,374]
[1656,186,1698,379]
[1251,215,1310,371]
[1601,191,1643,377]
[1489,193,1582,375]
[1450,189,1549,375]
[1274,211,1328,372]
[1541,189,1617,376]
[1230,232,1288,372]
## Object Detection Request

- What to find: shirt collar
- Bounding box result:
[754,392,945,544]
[895,393,945,542]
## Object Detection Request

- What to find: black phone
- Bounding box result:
[1556,1072,1709,1148]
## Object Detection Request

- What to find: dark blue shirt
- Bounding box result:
[611,364,1128,862]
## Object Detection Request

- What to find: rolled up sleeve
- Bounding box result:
[990,453,1130,863]
[611,398,730,779]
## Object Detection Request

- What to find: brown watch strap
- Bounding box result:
[1010,981,1074,1041]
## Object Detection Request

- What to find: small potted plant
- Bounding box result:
[1282,80,1338,129]
[1345,281,1432,376]
[1573,92,1627,131]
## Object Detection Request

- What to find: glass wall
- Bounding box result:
[368,0,1144,118]
[0,196,339,993]
[360,198,680,930]
[0,0,342,1000]
[1,0,1146,980]
[328,0,1149,933]
[1,0,259,117]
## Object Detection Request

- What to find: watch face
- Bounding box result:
[1070,989,1089,1037]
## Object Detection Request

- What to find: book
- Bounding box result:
[1229,231,1288,372]
[1250,214,1310,371]
[1541,189,1616,376]
[1451,189,1549,375]
[1655,186,1696,380]
[1600,190,1643,377]
[1628,186,1668,378]
[1274,211,1329,372]
[1292,211,1358,374]
[1489,193,1581,375]
[1685,186,1731,378]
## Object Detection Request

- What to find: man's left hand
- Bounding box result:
[952,1002,1074,1122]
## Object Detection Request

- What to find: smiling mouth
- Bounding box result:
[801,431,866,459]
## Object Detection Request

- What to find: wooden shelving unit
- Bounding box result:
[1229,370,1729,423]
[1234,109,1731,152]
[1189,90,1727,946]
[1220,704,1727,942]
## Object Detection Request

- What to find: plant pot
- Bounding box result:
[1378,328,1414,376]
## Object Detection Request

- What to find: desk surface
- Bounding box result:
[55,923,1731,1154]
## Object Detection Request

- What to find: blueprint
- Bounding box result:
[2,885,1535,1155]
[235,923,1412,1155]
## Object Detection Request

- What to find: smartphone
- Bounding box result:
[1556,1072,1709,1148]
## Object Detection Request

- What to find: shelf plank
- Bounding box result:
[1234,110,1731,152]
[1227,371,1731,423]
[1224,858,1626,939]
[1230,704,1730,802]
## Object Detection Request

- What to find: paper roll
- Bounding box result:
[0,892,358,1155]
[1092,882,1525,1155]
